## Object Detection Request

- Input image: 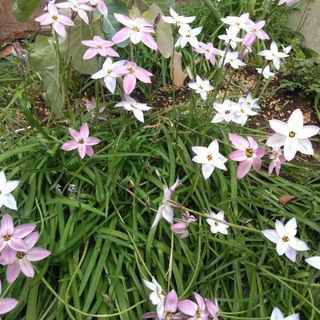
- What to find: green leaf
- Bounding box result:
[12,0,42,22]
[60,18,103,75]
[102,0,129,47]
[30,35,65,118]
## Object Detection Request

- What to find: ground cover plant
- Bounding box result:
[0,0,320,319]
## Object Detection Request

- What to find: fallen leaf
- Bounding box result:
[0,45,14,58]
[279,194,296,206]
[170,51,187,88]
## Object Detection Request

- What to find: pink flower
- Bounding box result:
[178,292,209,320]
[112,14,158,50]
[56,0,94,24]
[143,289,182,319]
[0,281,18,315]
[194,42,221,65]
[81,35,119,60]
[268,147,286,176]
[229,133,265,179]
[243,20,269,47]
[85,99,107,121]
[34,3,74,38]
[61,122,100,159]
[205,298,219,320]
[1,232,51,284]
[171,212,197,239]
[114,61,153,95]
[88,0,108,15]
[0,214,35,252]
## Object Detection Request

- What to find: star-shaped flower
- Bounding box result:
[188,75,214,100]
[266,109,319,161]
[262,218,309,262]
[192,140,228,180]
[206,211,229,235]
[0,172,19,211]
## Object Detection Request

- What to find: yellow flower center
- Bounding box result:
[16,251,26,259]
[246,149,253,158]
[52,15,58,21]
[132,26,140,32]
[289,131,296,138]
[127,67,135,74]
[214,221,219,226]
[282,236,289,242]
[207,154,213,161]
[79,138,84,144]
[3,235,11,241]
[225,110,231,114]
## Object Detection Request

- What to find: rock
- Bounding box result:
[287,1,320,54]
[0,0,44,43]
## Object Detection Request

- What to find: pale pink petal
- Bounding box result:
[20,259,35,277]
[52,21,67,38]
[284,246,296,262]
[6,262,21,284]
[0,298,18,315]
[165,289,178,313]
[112,28,130,44]
[27,248,51,261]
[141,34,158,50]
[78,10,89,24]
[78,144,87,159]
[114,13,133,27]
[13,224,36,239]
[79,123,89,139]
[9,237,27,251]
[135,69,152,83]
[97,0,108,15]
[83,48,98,60]
[170,222,187,234]
[58,15,74,27]
[85,146,94,156]
[123,74,137,95]
[24,232,40,249]
[237,159,252,179]
[229,133,249,150]
[85,137,100,146]
[194,293,205,310]
[229,150,247,161]
[252,157,262,169]
[1,214,14,235]
[81,40,97,47]
[178,300,198,316]
[61,140,79,151]
[69,128,80,140]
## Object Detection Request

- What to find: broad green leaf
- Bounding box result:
[60,18,103,75]
[142,3,174,58]
[30,35,65,118]
[102,0,129,47]
[12,0,42,22]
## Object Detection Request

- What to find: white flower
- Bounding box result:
[233,94,260,125]
[143,277,165,318]
[91,58,125,93]
[262,218,309,262]
[219,51,245,69]
[305,256,320,270]
[218,27,243,49]
[0,171,19,211]
[192,140,228,180]
[175,24,202,48]
[266,109,319,161]
[270,307,299,320]
[211,99,238,123]
[188,75,214,100]
[162,7,195,27]
[220,13,250,34]
[258,41,289,70]
[256,65,275,79]
[152,178,181,228]
[206,211,229,234]
[114,96,151,123]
